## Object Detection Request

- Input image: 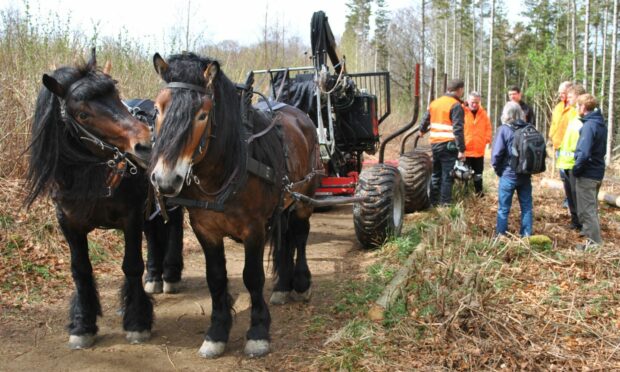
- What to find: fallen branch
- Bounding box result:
[540,178,620,208]
[368,243,424,321]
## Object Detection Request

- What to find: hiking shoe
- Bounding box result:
[575,240,599,252]
[568,223,582,231]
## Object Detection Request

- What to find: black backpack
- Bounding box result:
[508,123,547,174]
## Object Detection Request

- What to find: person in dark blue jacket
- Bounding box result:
[491,101,533,237]
[573,94,607,249]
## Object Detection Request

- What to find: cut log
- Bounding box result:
[368,243,424,321]
[540,177,620,208]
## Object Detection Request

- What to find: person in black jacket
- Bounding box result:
[573,94,608,249]
[508,85,535,127]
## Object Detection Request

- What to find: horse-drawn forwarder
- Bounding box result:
[253,11,432,248]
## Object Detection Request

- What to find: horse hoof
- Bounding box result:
[290,287,312,302]
[163,281,180,294]
[68,334,95,349]
[198,340,226,358]
[126,330,151,344]
[244,339,270,357]
[269,291,290,305]
[144,280,163,294]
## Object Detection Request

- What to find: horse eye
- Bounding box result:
[78,112,89,120]
[197,112,208,121]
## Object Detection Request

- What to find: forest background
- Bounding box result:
[1,0,619,179]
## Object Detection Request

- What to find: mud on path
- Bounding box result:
[0,206,370,371]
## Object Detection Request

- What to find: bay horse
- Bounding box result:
[25,49,157,349]
[149,52,320,357]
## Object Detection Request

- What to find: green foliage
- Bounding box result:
[0,215,14,229]
[88,241,108,265]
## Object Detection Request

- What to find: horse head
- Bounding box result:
[149,52,220,196]
[42,48,152,167]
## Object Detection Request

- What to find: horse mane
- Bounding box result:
[155,52,286,192]
[24,64,117,207]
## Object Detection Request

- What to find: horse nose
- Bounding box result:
[134,142,152,160]
[150,170,183,196]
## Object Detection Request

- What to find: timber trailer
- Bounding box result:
[253,11,432,248]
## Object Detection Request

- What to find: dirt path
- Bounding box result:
[0,205,367,371]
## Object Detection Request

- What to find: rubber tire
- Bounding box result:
[398,151,432,213]
[353,164,405,249]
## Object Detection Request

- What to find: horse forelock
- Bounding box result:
[154,89,204,166]
[154,53,244,182]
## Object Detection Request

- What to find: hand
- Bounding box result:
[458,152,465,161]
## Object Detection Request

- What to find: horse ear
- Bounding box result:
[204,61,219,88]
[42,74,66,98]
[103,60,112,75]
[87,47,97,71]
[153,53,168,77]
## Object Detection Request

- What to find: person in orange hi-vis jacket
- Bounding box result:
[419,79,466,206]
[463,91,492,196]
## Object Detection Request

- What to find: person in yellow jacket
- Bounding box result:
[419,79,466,206]
[462,92,492,196]
[549,81,574,209]
[549,81,574,151]
[557,84,586,230]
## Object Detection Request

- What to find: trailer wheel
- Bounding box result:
[398,151,432,213]
[353,164,405,249]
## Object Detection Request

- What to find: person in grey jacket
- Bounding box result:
[573,94,608,249]
[491,102,532,237]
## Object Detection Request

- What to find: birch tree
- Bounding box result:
[607,0,617,165]
[600,0,608,108]
[486,0,495,116]
[583,0,590,86]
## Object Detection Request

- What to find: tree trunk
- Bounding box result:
[486,0,495,117]
[444,16,449,76]
[591,21,598,95]
[607,0,617,165]
[572,0,577,80]
[452,0,457,77]
[584,0,590,87]
[434,29,439,99]
[601,2,609,108]
[472,0,476,92]
[421,0,425,112]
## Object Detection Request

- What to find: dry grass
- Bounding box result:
[296,175,620,371]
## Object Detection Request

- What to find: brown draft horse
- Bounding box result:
[24,49,156,349]
[148,52,320,357]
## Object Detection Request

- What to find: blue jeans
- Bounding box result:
[496,176,533,237]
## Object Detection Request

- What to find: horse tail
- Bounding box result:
[24,87,62,208]
[269,205,290,276]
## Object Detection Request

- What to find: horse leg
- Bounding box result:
[243,229,271,357]
[269,211,295,305]
[57,212,100,349]
[196,236,232,358]
[162,207,184,294]
[144,216,163,294]
[121,211,153,344]
[289,214,312,302]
